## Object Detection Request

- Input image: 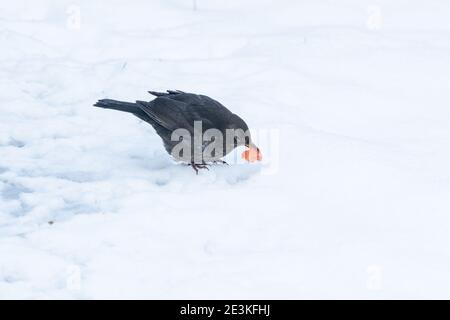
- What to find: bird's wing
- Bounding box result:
[136,99,191,132]
[165,93,234,130]
[139,92,229,132]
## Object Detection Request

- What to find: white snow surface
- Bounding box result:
[1,0,450,299]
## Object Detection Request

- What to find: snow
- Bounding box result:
[1,0,450,299]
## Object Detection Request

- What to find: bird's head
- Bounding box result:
[228,116,262,162]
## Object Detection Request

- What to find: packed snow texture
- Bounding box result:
[1,0,450,299]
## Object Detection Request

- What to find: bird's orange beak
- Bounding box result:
[242,144,262,162]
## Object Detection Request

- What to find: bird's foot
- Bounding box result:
[189,162,210,175]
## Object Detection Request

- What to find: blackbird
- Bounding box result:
[94,90,262,173]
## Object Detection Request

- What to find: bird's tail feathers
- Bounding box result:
[93,99,139,114]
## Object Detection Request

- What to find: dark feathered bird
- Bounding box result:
[94,90,261,173]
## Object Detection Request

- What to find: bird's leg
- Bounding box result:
[190,162,199,175]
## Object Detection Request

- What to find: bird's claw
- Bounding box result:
[188,160,227,174]
[189,162,210,175]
